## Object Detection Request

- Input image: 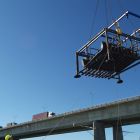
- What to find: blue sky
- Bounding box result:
[0,0,140,140]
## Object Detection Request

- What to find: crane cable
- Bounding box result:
[88,0,109,73]
[96,0,116,73]
[41,115,66,140]
[89,0,100,40]
[104,2,123,137]
[105,0,110,26]
[88,0,100,54]
[113,2,123,137]
[88,0,116,74]
[117,0,136,30]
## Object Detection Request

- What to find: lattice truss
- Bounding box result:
[74,11,140,83]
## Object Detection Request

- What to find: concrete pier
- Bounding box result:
[113,125,123,140]
[94,121,106,140]
[93,121,124,140]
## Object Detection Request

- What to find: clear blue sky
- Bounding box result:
[0,0,140,140]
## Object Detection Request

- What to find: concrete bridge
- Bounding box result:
[0,96,140,140]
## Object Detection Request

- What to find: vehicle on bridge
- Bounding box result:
[6,122,17,127]
[32,112,55,121]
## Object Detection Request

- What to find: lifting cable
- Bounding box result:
[96,0,116,73]
[87,0,117,73]
[113,0,124,136]
[88,0,100,54]
[116,0,135,29]
[117,0,126,14]
[104,1,123,136]
[41,115,66,140]
[108,0,113,23]
[89,0,100,40]
[87,0,109,73]
[105,0,110,26]
[86,0,100,56]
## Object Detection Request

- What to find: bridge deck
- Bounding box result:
[0,96,140,139]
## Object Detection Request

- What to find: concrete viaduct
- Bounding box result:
[0,96,140,140]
